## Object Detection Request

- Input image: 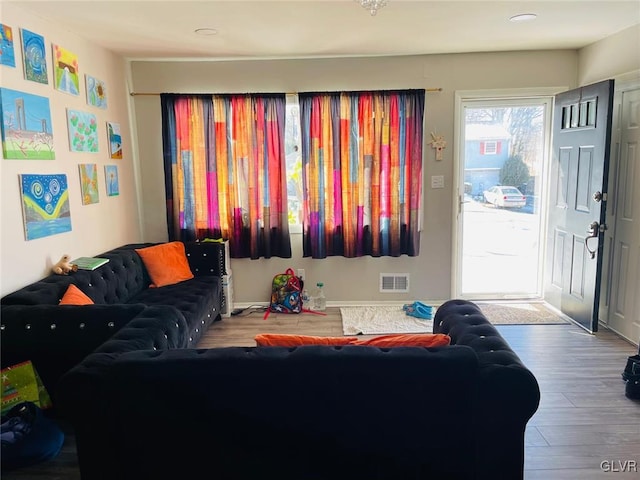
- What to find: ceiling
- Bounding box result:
[4,0,640,60]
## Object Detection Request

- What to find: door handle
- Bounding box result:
[585,221,604,259]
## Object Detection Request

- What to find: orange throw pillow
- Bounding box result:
[254,333,451,348]
[136,242,194,288]
[351,333,451,348]
[255,334,359,347]
[59,284,94,305]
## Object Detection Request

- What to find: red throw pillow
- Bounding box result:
[135,242,194,288]
[255,334,359,347]
[351,333,451,348]
[59,284,94,305]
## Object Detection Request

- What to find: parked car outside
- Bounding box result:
[483,186,527,209]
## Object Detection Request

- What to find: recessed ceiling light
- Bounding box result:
[510,13,537,22]
[194,28,218,36]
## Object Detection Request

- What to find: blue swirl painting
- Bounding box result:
[19,174,72,240]
[20,28,47,84]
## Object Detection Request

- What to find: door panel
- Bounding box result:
[544,80,614,332]
[608,87,640,343]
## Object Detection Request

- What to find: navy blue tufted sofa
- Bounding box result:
[54,298,539,480]
[0,241,225,398]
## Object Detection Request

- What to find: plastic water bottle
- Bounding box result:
[313,282,326,311]
[302,287,310,306]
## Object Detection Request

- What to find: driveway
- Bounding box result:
[462,198,541,296]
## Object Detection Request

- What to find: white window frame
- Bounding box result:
[483,140,498,155]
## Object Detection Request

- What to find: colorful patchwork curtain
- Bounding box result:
[299,90,425,258]
[161,94,291,259]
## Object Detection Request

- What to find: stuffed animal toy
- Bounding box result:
[52,255,78,275]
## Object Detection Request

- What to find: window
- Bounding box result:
[483,140,498,155]
[285,94,302,232]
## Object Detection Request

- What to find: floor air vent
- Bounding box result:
[379,273,410,293]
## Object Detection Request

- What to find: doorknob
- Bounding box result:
[593,191,603,202]
[585,221,600,259]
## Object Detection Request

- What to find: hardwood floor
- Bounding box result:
[3,307,638,479]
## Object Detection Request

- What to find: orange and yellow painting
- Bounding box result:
[78,163,99,205]
[52,44,79,96]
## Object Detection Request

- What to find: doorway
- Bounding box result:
[454,94,553,299]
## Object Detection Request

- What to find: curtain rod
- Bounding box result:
[129,88,443,97]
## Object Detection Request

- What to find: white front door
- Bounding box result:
[604,86,640,344]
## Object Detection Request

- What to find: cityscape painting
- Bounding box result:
[0,88,55,160]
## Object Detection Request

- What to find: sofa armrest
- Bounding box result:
[434,299,540,480]
[0,303,147,394]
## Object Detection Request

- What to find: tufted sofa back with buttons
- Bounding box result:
[1,241,225,402]
[54,299,539,480]
[1,244,158,306]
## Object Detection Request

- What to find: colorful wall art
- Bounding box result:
[0,24,16,67]
[104,165,119,196]
[19,174,72,241]
[78,163,99,205]
[0,88,55,160]
[67,109,98,152]
[106,121,122,159]
[52,44,79,95]
[20,28,48,84]
[85,75,107,109]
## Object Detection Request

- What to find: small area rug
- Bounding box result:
[341,302,568,335]
[477,302,569,325]
[341,306,432,335]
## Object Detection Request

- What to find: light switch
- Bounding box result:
[431,175,444,189]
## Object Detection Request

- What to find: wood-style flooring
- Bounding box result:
[3,307,639,479]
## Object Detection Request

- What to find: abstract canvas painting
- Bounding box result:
[104,165,119,196]
[78,163,99,205]
[52,44,79,95]
[20,28,48,84]
[0,88,55,160]
[19,174,72,241]
[0,24,16,67]
[107,121,122,159]
[67,109,98,152]
[85,75,107,109]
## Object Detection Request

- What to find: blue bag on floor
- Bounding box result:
[0,401,64,472]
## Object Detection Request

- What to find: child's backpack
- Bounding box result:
[264,268,303,319]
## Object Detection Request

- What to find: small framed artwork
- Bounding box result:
[106,121,122,159]
[1,87,55,160]
[78,164,99,205]
[19,174,72,240]
[85,75,107,109]
[104,165,119,196]
[20,28,48,84]
[67,109,98,152]
[0,24,16,67]
[52,43,79,96]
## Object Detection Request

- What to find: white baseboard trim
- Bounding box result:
[233,300,445,309]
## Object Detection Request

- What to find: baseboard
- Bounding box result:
[233,300,445,309]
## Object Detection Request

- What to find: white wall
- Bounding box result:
[130,50,578,304]
[578,25,640,86]
[0,4,141,296]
